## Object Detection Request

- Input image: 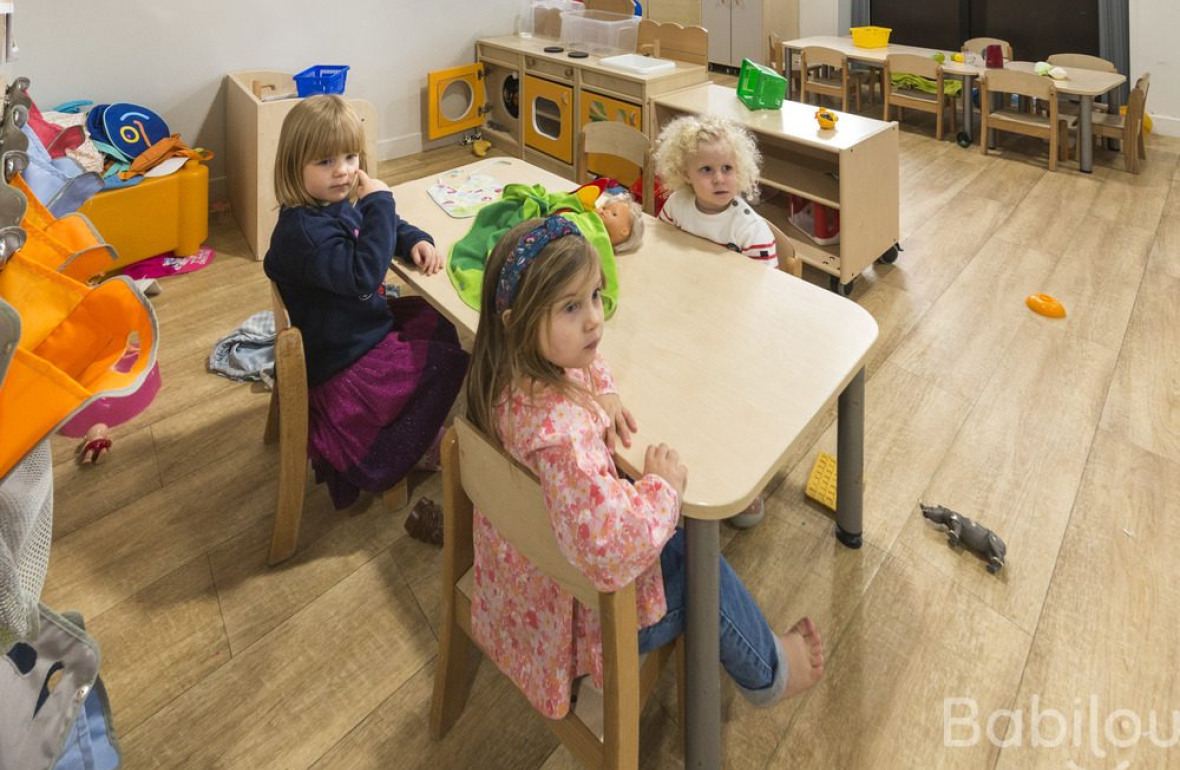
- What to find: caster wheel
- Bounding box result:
[877,245,899,265]
[957,131,971,148]
[828,276,854,296]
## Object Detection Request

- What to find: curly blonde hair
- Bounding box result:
[652,114,762,202]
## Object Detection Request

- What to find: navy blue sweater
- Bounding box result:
[263,191,432,386]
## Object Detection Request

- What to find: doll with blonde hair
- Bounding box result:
[653,114,783,268]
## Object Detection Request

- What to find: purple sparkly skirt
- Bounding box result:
[307,296,467,509]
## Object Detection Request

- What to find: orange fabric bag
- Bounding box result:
[0,240,157,481]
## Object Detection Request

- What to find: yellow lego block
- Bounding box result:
[805,451,837,511]
[78,160,209,272]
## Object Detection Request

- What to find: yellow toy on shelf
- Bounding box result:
[805,451,837,511]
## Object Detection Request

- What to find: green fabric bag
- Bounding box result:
[446,183,619,318]
[890,72,963,97]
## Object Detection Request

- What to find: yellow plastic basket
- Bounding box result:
[850,26,891,48]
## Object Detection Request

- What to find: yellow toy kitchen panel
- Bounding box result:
[426,63,487,140]
[524,74,574,165]
[578,90,643,186]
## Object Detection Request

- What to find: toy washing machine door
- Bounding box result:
[482,62,521,137]
[425,63,487,141]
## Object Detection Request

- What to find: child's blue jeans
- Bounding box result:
[637,529,786,704]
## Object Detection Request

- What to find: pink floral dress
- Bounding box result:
[470,356,680,719]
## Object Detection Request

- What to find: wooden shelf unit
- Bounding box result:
[651,83,899,289]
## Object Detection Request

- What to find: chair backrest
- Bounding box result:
[583,0,635,14]
[1135,72,1151,100]
[765,220,802,277]
[1123,81,1147,144]
[963,37,1013,60]
[636,19,708,65]
[270,281,291,334]
[981,67,1054,101]
[453,417,600,607]
[768,31,784,74]
[1047,53,1117,73]
[886,53,941,81]
[802,45,845,71]
[577,121,652,214]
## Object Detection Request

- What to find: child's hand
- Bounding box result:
[597,393,637,451]
[644,443,687,502]
[356,169,390,198]
[410,240,443,275]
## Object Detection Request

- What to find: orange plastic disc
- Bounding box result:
[1026,293,1066,318]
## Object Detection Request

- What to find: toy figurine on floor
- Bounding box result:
[404,497,444,546]
[77,423,112,465]
[921,503,1007,574]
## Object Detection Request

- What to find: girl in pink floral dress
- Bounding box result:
[464,215,825,720]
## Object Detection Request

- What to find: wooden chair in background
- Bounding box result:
[576,121,653,215]
[882,53,957,140]
[636,19,708,65]
[263,283,407,565]
[430,418,684,768]
[979,68,1075,172]
[800,46,866,112]
[766,220,803,278]
[1090,73,1149,173]
[962,36,1014,61]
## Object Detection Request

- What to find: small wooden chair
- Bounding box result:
[1090,73,1149,173]
[766,219,802,278]
[263,282,407,565]
[979,69,1076,172]
[577,121,653,215]
[636,19,708,65]
[883,53,957,140]
[430,418,683,769]
[962,37,1013,61]
[800,46,866,112]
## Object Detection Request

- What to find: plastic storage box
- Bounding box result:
[292,65,351,96]
[736,58,786,110]
[788,194,840,245]
[560,9,640,54]
[849,26,891,48]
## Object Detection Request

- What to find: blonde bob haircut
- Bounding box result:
[652,113,762,203]
[466,218,603,442]
[273,94,368,208]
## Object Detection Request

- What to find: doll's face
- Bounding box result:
[600,200,633,246]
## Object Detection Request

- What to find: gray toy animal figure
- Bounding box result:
[921,503,1007,574]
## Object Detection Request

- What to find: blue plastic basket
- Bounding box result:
[293,65,350,97]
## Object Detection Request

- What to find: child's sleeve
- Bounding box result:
[529,416,679,594]
[289,192,396,295]
[738,212,778,267]
[587,353,617,395]
[391,194,435,262]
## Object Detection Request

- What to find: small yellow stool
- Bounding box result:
[77,160,209,272]
[805,451,838,511]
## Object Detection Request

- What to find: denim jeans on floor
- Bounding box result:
[637,528,781,695]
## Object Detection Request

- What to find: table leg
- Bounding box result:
[1079,95,1095,173]
[959,74,975,143]
[835,367,864,549]
[685,516,722,769]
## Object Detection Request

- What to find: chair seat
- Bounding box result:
[806,74,846,90]
[1091,111,1128,131]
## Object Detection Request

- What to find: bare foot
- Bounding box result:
[781,617,824,698]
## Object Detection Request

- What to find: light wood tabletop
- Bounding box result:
[389,156,878,521]
[390,156,878,768]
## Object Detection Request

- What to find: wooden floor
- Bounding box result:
[42,116,1180,769]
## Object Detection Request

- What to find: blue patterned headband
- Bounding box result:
[494,216,583,314]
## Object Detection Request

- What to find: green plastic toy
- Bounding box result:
[736,58,787,110]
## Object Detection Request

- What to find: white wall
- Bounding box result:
[2,0,520,197]
[1130,0,1179,136]
[798,0,838,37]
